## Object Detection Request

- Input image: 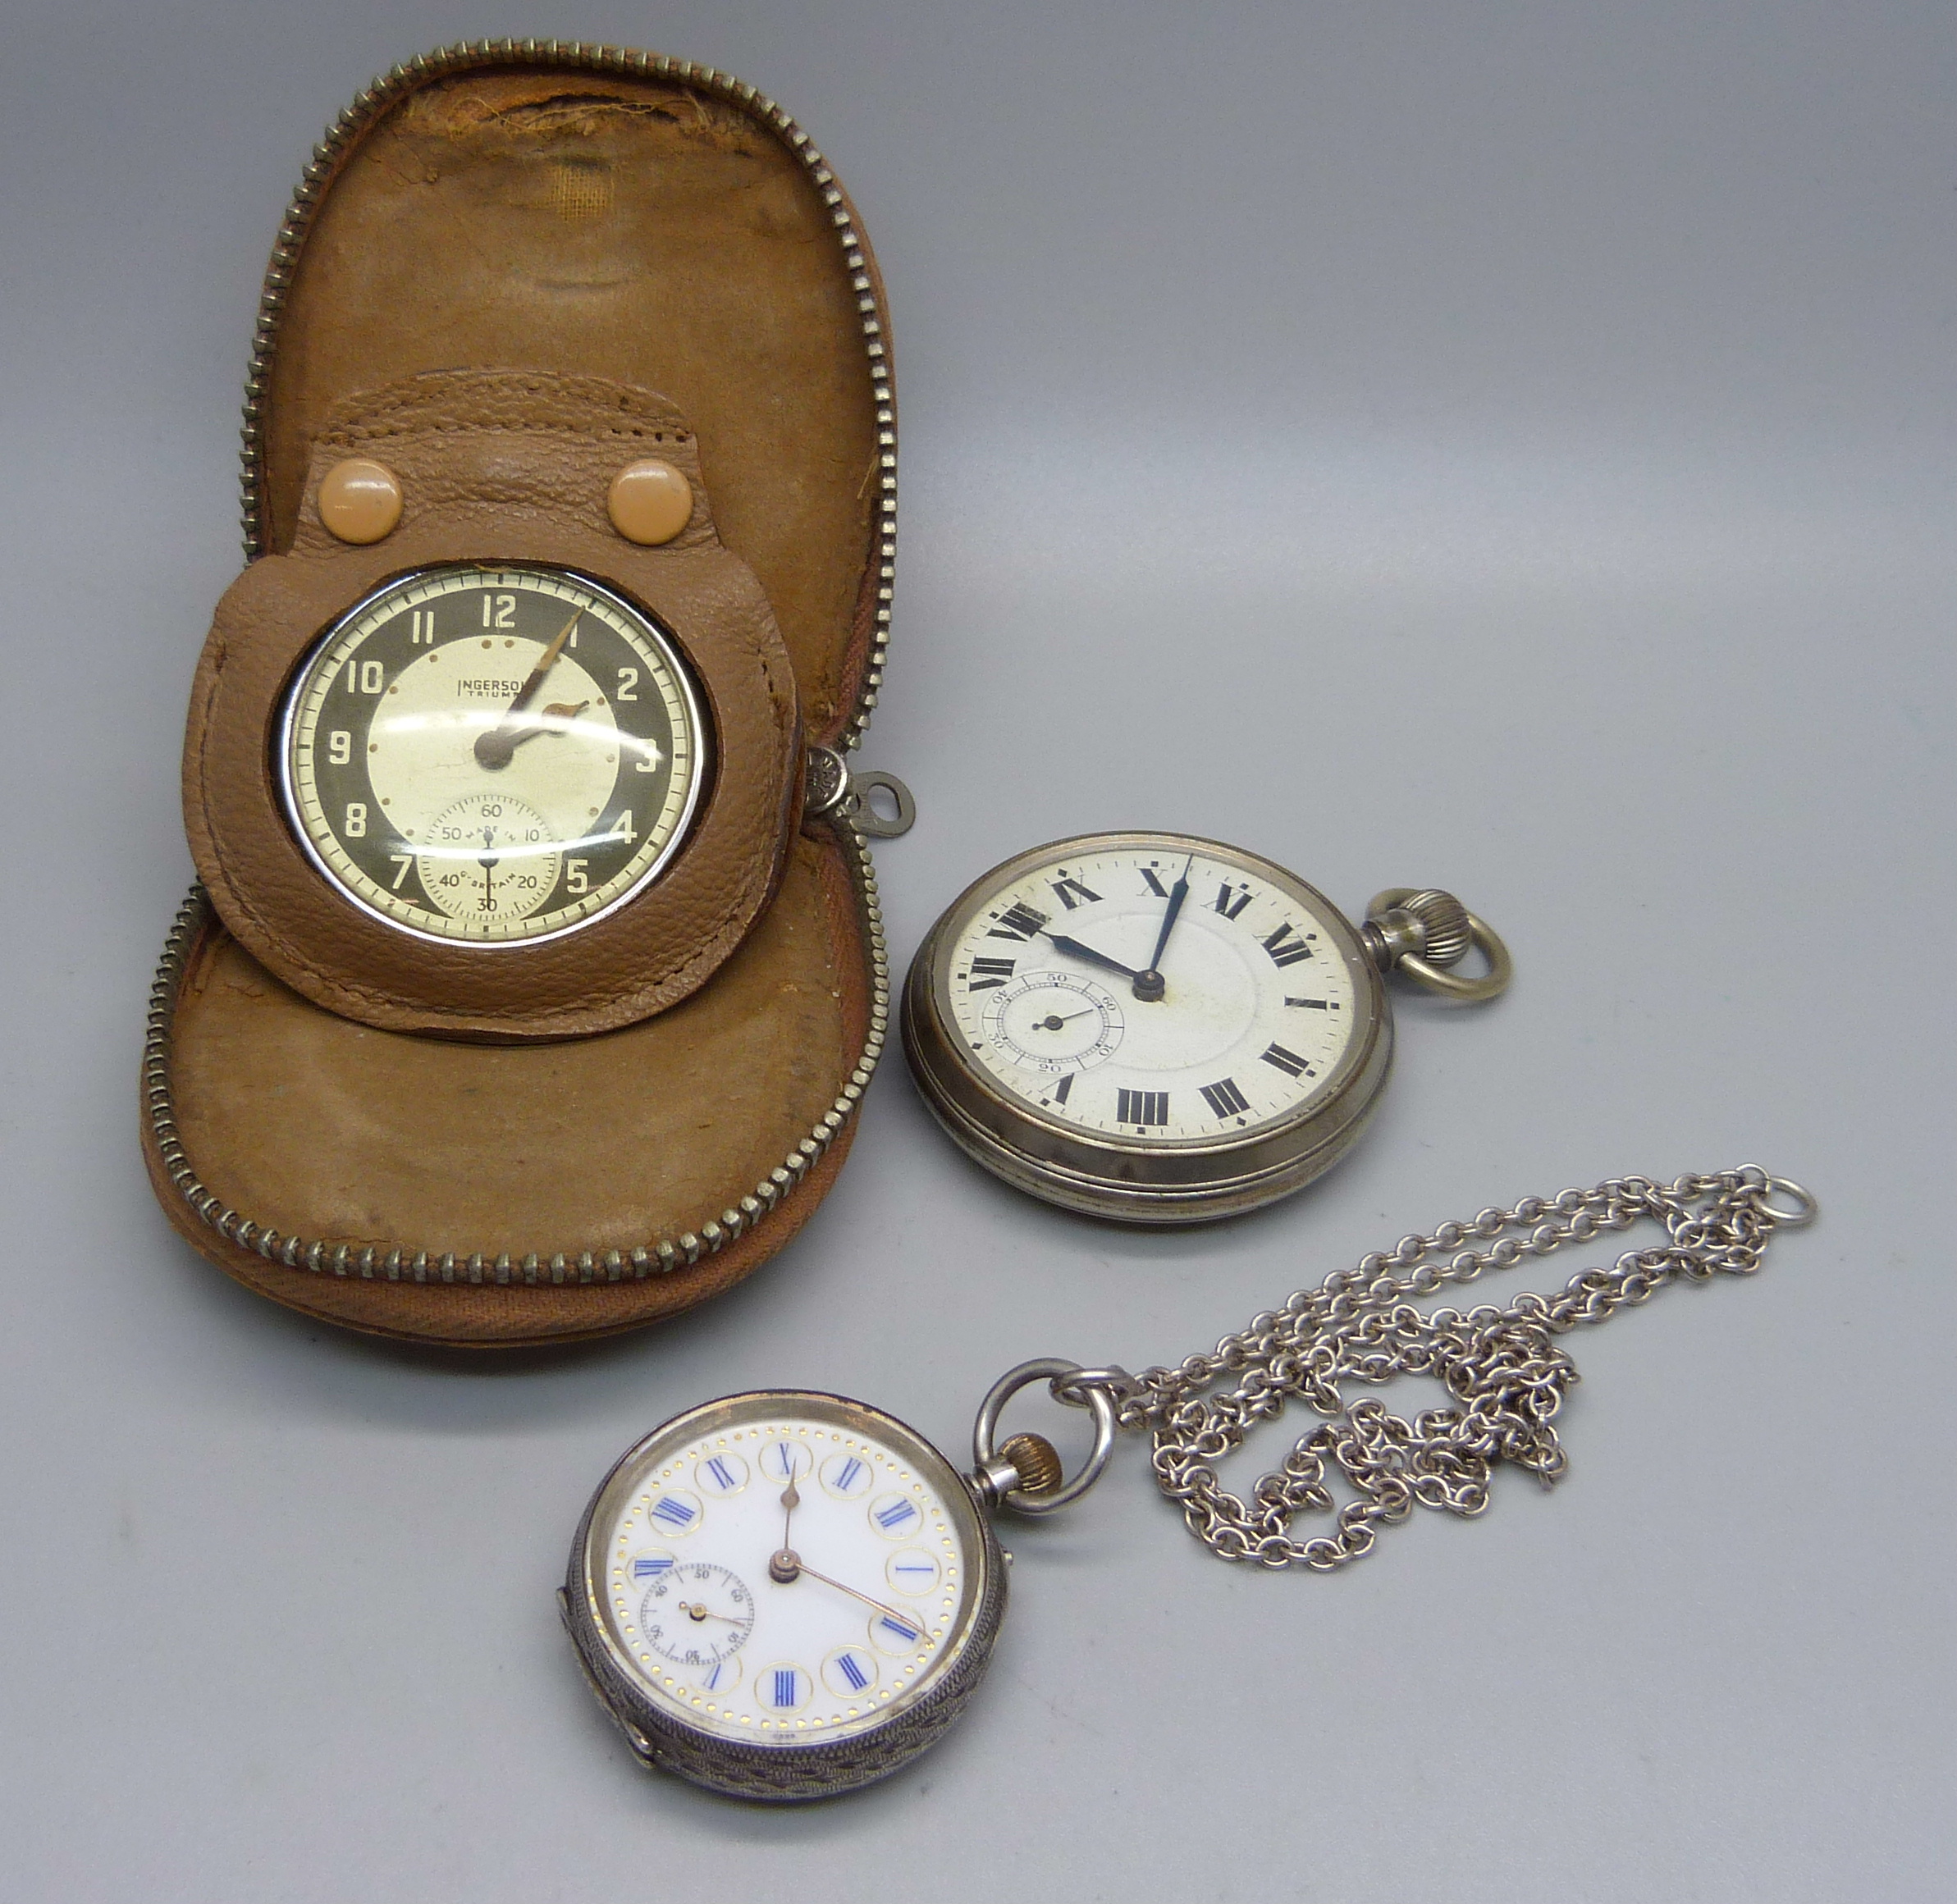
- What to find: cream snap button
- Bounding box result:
[607,459,694,545]
[317,458,404,544]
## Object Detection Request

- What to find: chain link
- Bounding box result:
[1057,1167,1813,1570]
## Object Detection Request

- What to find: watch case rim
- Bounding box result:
[565,1390,1007,1801]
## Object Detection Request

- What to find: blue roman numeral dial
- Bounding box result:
[597,1406,969,1748]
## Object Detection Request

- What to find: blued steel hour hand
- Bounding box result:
[1039,929,1144,983]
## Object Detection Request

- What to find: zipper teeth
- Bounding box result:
[145,822,890,1286]
[239,38,894,751]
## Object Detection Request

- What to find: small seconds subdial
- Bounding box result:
[418,792,561,925]
[981,971,1124,1075]
[639,1562,756,1667]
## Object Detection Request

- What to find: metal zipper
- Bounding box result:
[238,38,895,754]
[145,820,891,1285]
[152,41,903,1285]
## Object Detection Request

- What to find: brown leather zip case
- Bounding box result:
[142,43,898,1345]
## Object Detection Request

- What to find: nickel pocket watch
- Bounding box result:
[903,832,1513,1221]
[561,1169,1817,1801]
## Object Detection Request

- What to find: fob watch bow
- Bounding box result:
[903,832,1512,1221]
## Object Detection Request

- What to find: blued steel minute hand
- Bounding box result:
[1133,853,1194,1001]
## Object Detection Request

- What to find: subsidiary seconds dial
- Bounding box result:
[277,564,708,944]
[903,833,1512,1222]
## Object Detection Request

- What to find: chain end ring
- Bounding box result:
[1757,1175,1818,1226]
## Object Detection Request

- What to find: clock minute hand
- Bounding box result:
[475,610,581,769]
[1040,929,1144,984]
[1133,853,1193,1002]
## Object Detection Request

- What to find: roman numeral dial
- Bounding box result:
[908,832,1509,1221]
[925,836,1372,1147]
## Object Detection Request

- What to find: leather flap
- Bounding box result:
[254,51,894,749]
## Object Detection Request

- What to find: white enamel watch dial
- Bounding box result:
[277,564,707,945]
[903,833,1509,1222]
[564,1392,1005,1801]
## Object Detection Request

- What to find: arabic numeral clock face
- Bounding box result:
[278,564,708,944]
[564,1393,1005,1801]
[903,832,1394,1222]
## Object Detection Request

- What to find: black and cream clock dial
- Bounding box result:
[277,564,707,945]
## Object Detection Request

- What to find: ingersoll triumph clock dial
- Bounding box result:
[563,1391,1005,1798]
[277,564,707,944]
[903,832,1511,1222]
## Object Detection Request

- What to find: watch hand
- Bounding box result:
[676,1601,745,1625]
[1033,1007,1099,1030]
[474,611,580,768]
[779,1477,800,1555]
[499,699,592,757]
[1039,930,1144,983]
[1134,853,1193,1002]
[770,1553,924,1634]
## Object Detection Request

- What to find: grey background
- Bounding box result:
[2,2,1952,1898]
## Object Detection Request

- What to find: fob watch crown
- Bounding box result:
[1363,887,1512,1004]
[997,1433,1065,1497]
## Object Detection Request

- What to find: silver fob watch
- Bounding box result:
[561,1390,1012,1801]
[560,1174,1814,1801]
[903,832,1511,1221]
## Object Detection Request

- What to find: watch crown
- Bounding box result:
[1398,889,1473,967]
[1362,888,1471,970]
[998,1432,1064,1497]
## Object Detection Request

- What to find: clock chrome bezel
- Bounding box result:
[903,832,1394,1224]
[564,1390,1007,1801]
[274,562,711,950]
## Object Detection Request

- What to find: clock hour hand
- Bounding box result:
[1039,930,1144,984]
[474,610,581,769]
[500,699,591,758]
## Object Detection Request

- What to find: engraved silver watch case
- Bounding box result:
[902,831,1511,1223]
[562,1390,1008,1801]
